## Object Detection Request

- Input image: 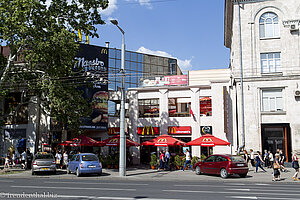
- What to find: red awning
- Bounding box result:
[186,134,230,147]
[59,135,98,147]
[141,134,186,147]
[97,135,140,147]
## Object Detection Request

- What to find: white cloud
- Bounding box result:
[100,0,118,16]
[126,0,152,9]
[137,46,193,72]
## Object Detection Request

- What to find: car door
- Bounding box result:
[214,156,228,174]
[69,155,77,172]
[202,156,216,174]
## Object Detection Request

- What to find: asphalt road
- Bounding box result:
[0,176,300,200]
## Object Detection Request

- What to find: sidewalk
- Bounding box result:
[1,165,299,183]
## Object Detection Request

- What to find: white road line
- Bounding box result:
[226,188,300,193]
[57,195,183,200]
[11,185,136,191]
[227,189,251,191]
[226,183,246,186]
[163,189,300,196]
[255,183,270,186]
[227,197,258,199]
[174,184,300,189]
[0,180,14,182]
[228,196,300,200]
[45,181,148,186]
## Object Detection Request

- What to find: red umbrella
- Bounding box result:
[98,135,140,147]
[141,134,186,146]
[59,135,98,147]
[186,134,230,147]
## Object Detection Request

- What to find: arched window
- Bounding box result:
[259,12,279,39]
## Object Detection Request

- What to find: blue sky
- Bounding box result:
[90,0,230,73]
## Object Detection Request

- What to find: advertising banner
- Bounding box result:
[141,75,188,87]
[74,44,108,130]
[137,126,160,135]
[168,126,191,135]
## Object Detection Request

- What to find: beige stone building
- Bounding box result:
[225,0,300,161]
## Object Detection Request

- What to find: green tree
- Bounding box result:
[0,0,108,131]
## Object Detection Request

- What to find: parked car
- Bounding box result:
[67,153,102,177]
[31,152,56,175]
[193,154,248,178]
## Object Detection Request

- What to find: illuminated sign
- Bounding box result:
[168,126,191,135]
[200,126,212,135]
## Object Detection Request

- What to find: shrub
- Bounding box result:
[150,154,158,166]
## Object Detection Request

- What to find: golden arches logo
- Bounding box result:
[142,126,154,135]
[157,138,167,143]
[109,138,119,143]
[73,139,82,144]
[101,48,108,54]
[202,138,213,142]
[108,128,115,135]
[168,127,176,134]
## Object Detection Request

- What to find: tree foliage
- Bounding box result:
[0,0,108,130]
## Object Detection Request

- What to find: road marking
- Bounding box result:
[226,183,246,186]
[0,180,14,183]
[57,195,183,200]
[255,183,270,186]
[227,197,257,199]
[227,189,251,191]
[45,181,149,186]
[11,186,136,191]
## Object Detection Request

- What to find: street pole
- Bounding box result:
[111,20,126,176]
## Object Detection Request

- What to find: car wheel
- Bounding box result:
[239,173,247,178]
[67,166,71,174]
[76,168,81,177]
[220,168,229,179]
[195,166,201,175]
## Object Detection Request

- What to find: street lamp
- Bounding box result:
[111,19,126,177]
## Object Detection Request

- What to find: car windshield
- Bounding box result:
[82,155,98,161]
[230,156,245,163]
[35,154,53,160]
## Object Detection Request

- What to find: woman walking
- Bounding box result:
[243,150,250,168]
[273,154,281,181]
[268,151,274,168]
[158,151,165,170]
[255,151,267,173]
[292,152,299,181]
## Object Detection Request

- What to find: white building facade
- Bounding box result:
[225,0,300,161]
[109,69,232,164]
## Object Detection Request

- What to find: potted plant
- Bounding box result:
[174,155,182,170]
[191,156,199,167]
[150,154,157,169]
[106,155,113,169]
[114,156,119,169]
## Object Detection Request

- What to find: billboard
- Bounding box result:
[74,44,108,130]
[140,75,188,87]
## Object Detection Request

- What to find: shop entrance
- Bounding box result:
[140,137,156,164]
[261,124,291,162]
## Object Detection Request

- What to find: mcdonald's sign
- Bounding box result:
[108,127,128,135]
[168,126,191,135]
[202,138,213,142]
[137,126,160,135]
[109,138,119,143]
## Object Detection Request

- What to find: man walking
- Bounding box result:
[165,150,170,170]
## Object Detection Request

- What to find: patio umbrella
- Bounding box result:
[186,134,230,147]
[98,135,140,147]
[59,134,98,147]
[141,134,186,146]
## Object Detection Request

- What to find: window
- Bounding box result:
[168,98,191,117]
[205,156,216,162]
[138,99,159,118]
[216,156,228,162]
[261,53,281,73]
[200,97,212,116]
[262,89,283,112]
[259,12,279,39]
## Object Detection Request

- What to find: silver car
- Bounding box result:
[31,152,56,175]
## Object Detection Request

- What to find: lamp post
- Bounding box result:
[111,19,126,176]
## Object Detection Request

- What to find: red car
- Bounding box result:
[193,154,249,178]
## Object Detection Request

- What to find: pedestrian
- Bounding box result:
[183,149,193,171]
[268,151,274,168]
[4,155,10,169]
[55,151,62,169]
[158,151,165,170]
[63,151,68,169]
[12,150,16,168]
[292,152,299,181]
[243,150,250,168]
[165,150,170,170]
[250,149,255,168]
[273,154,281,181]
[21,150,26,169]
[279,150,286,172]
[263,150,269,167]
[255,151,267,173]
